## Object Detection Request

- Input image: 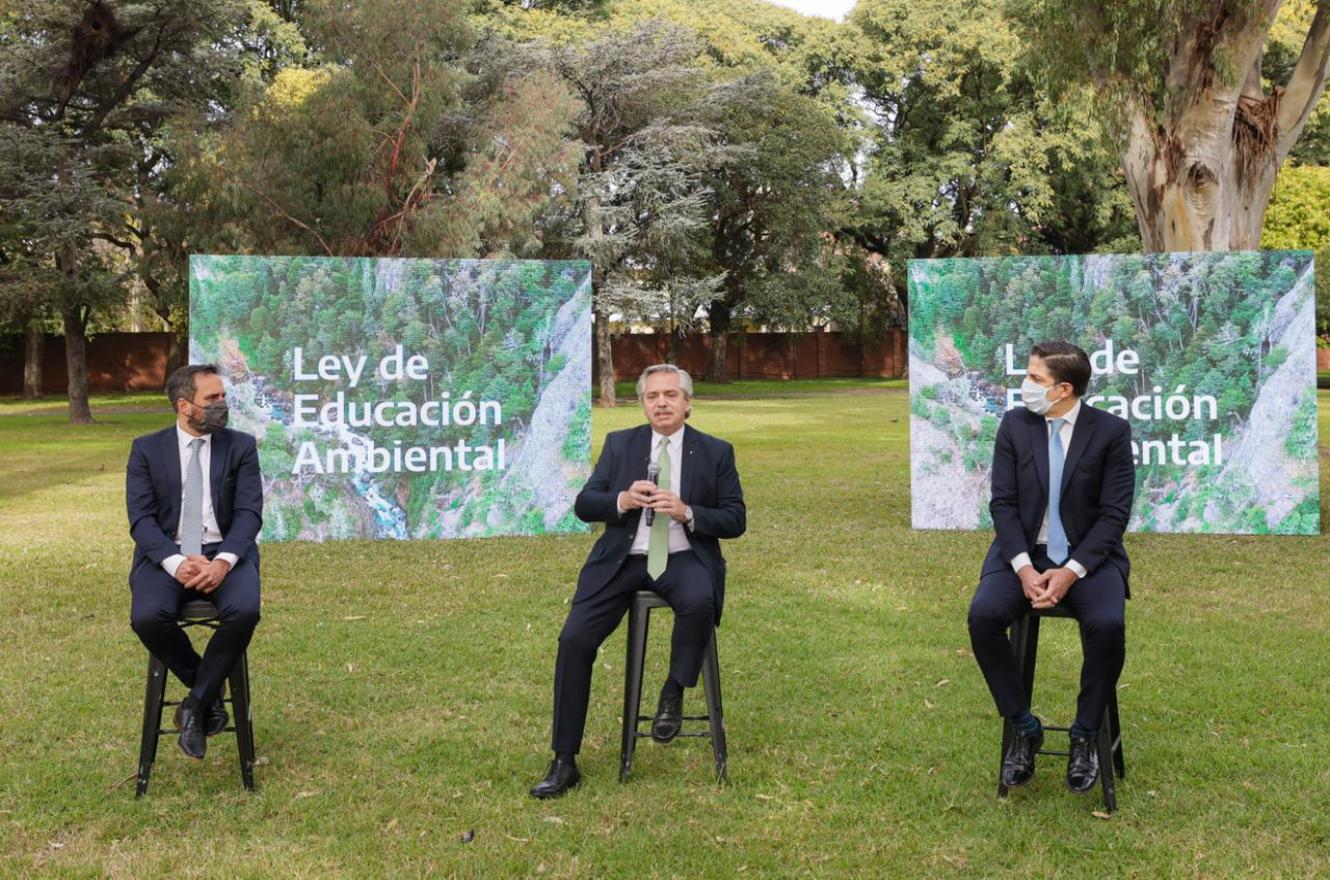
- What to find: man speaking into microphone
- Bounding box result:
[531,364,746,798]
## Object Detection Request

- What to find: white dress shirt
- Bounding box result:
[161,426,239,578]
[628,428,692,555]
[1010,400,1087,579]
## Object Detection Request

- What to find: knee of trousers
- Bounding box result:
[557,622,601,660]
[672,597,715,624]
[966,598,1007,634]
[1079,613,1125,644]
[220,604,261,631]
[130,606,178,637]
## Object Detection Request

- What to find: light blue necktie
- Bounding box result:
[1046,418,1069,565]
[181,438,204,556]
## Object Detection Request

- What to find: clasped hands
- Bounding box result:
[174,555,232,592]
[619,480,689,522]
[1018,565,1078,610]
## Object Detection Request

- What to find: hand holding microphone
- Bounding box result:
[644,461,661,526]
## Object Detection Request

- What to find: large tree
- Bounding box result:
[199,0,581,261]
[1010,0,1330,252]
[845,0,1138,314]
[2,0,246,422]
[541,21,723,406]
[698,71,849,381]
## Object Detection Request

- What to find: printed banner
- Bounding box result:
[908,251,1320,534]
[189,256,593,542]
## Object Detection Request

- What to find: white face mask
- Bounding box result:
[1020,377,1057,415]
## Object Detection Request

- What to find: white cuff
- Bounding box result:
[161,554,185,578]
[1010,552,1033,574]
[216,552,239,570]
[1066,558,1088,579]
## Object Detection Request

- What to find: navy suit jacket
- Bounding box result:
[982,403,1135,595]
[126,425,263,582]
[573,423,745,623]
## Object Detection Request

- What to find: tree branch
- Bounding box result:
[1277,1,1330,155]
[234,177,334,256]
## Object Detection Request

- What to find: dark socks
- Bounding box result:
[661,675,683,699]
[555,751,576,764]
[1010,710,1041,736]
[1069,721,1096,739]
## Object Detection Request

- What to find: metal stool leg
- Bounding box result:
[619,601,651,783]
[998,615,1038,798]
[135,654,169,798]
[1108,690,1125,779]
[229,651,257,791]
[700,631,727,783]
[1097,711,1117,812]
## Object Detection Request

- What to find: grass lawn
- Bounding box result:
[1,387,1328,878]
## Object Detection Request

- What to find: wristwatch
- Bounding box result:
[684,506,695,530]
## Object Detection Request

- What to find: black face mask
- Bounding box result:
[185,400,229,434]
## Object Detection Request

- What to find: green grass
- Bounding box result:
[1,388,1328,878]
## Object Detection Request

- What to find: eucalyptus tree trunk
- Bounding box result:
[1121,1,1330,252]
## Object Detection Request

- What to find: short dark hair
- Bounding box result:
[1030,341,1091,397]
[166,364,220,409]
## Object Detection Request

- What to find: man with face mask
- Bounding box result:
[126,364,263,761]
[967,341,1135,796]
[530,364,746,798]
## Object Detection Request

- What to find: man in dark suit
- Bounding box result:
[530,364,746,798]
[127,364,263,761]
[968,341,1135,794]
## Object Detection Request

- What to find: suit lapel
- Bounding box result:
[1027,412,1049,502]
[1060,404,1093,493]
[628,424,652,484]
[163,427,182,498]
[681,425,697,502]
[210,428,229,504]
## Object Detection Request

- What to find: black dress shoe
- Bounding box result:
[205,698,229,737]
[1001,724,1044,787]
[529,757,581,799]
[1066,734,1100,793]
[651,686,683,744]
[175,700,207,761]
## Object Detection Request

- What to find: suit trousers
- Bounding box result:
[551,551,715,755]
[967,546,1125,730]
[130,543,261,706]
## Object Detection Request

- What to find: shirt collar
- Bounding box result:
[651,426,685,450]
[176,424,211,450]
[1047,399,1082,427]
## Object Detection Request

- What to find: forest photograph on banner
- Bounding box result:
[908,251,1320,535]
[189,256,593,542]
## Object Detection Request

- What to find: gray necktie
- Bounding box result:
[181,438,204,556]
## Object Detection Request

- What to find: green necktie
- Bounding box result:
[647,437,672,579]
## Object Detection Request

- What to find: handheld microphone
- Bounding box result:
[644,461,661,526]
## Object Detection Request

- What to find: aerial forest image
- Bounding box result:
[909,251,1320,535]
[189,256,593,542]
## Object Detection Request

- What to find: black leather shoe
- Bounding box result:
[1066,734,1100,793]
[1001,724,1043,787]
[651,686,683,744]
[529,757,581,799]
[205,698,229,737]
[175,700,207,761]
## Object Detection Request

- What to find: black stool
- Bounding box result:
[997,606,1124,810]
[135,599,256,796]
[619,590,727,783]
